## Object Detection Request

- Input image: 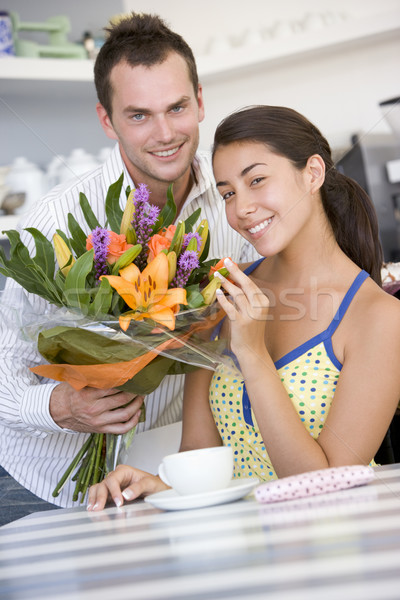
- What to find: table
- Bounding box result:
[1,463,400,600]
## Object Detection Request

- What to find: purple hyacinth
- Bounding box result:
[90,226,110,281]
[182,232,202,252]
[131,184,160,246]
[172,250,199,288]
[131,183,160,269]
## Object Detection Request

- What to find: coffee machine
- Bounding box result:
[336,97,400,262]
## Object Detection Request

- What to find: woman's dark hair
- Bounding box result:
[94,12,199,119]
[212,105,383,284]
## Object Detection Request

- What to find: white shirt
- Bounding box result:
[0,144,259,507]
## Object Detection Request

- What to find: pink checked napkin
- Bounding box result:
[254,465,375,504]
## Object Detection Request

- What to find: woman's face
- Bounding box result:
[213,141,318,257]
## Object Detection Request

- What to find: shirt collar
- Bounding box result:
[101,146,211,209]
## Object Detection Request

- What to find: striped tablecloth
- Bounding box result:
[1,464,400,600]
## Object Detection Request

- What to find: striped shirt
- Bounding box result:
[0,144,259,507]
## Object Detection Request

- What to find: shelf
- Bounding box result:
[196,9,400,81]
[0,10,399,86]
[0,56,94,82]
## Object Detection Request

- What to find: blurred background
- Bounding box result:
[0,0,400,277]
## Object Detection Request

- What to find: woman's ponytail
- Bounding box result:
[322,167,383,285]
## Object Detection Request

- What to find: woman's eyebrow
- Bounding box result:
[216,163,267,187]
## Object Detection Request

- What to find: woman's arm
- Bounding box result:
[88,368,221,509]
[180,368,222,451]
[215,262,400,476]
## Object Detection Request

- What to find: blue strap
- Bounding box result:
[243,257,265,275]
[243,269,369,426]
[242,385,254,427]
[326,270,369,336]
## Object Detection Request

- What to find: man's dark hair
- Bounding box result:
[94,12,199,118]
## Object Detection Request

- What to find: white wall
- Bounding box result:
[123,0,400,153]
[2,0,399,169]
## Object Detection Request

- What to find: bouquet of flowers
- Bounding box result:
[0,174,231,503]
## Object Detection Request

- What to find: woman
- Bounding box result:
[88,106,400,510]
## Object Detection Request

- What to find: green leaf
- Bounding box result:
[105,173,124,233]
[88,277,113,318]
[153,183,177,232]
[64,249,94,310]
[6,230,32,264]
[67,214,88,257]
[25,262,63,304]
[184,207,201,233]
[186,286,205,309]
[25,227,55,280]
[79,192,101,231]
[0,231,61,303]
[55,267,66,290]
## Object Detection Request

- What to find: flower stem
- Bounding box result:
[92,433,104,485]
[52,434,95,498]
[79,439,99,503]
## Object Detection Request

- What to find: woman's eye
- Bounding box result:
[222,191,234,201]
[251,177,264,186]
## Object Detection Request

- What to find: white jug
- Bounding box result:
[58,149,100,184]
[45,154,66,193]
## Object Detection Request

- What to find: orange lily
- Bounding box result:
[101,252,187,331]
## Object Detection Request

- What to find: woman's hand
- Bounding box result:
[87,464,168,511]
[215,258,269,358]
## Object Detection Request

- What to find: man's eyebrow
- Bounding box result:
[123,96,191,115]
[216,163,267,187]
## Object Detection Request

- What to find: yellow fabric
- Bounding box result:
[209,343,376,482]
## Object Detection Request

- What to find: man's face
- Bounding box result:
[97,53,205,188]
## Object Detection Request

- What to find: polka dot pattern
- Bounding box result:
[254,465,375,503]
[209,342,340,482]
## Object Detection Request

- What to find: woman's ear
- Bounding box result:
[306,154,325,194]
[96,103,118,141]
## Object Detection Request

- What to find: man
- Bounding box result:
[0,13,258,522]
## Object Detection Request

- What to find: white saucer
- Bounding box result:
[144,478,259,511]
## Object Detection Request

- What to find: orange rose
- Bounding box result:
[86,231,133,265]
[107,232,134,264]
[147,225,176,262]
[147,234,171,262]
[162,224,176,242]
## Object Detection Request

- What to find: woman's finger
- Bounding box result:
[87,481,114,511]
[121,474,168,501]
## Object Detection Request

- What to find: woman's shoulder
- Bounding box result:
[355,276,400,335]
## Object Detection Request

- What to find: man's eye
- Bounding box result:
[132,114,145,121]
[171,106,183,113]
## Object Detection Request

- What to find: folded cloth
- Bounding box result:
[254,465,375,503]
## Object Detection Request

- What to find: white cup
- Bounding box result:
[158,446,233,496]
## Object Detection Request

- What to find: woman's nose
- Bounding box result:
[236,192,257,217]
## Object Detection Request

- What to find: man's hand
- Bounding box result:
[50,383,144,434]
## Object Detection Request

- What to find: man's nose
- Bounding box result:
[154,115,174,143]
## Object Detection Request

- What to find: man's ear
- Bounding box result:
[96,103,118,141]
[307,154,325,194]
[197,84,205,124]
